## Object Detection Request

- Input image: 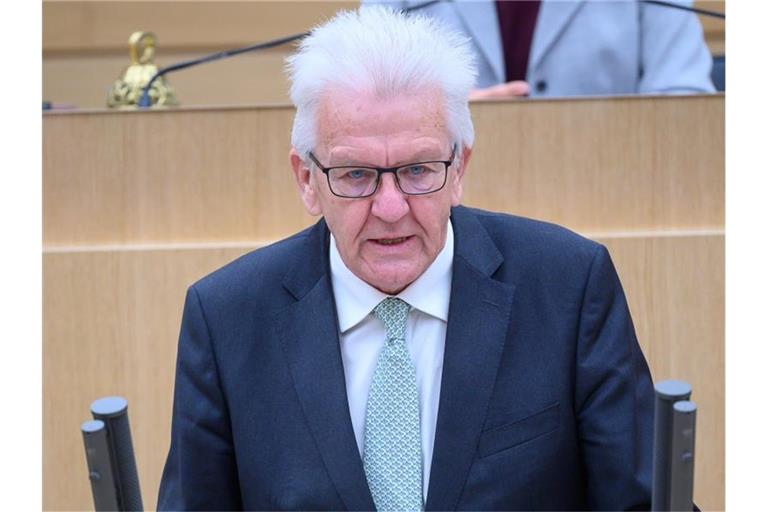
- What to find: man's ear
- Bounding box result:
[290,148,322,216]
[450,145,472,206]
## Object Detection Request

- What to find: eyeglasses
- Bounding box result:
[307,145,457,198]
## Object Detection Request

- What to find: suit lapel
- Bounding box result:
[276,220,375,511]
[453,0,505,84]
[529,0,585,72]
[425,207,516,511]
[276,209,516,510]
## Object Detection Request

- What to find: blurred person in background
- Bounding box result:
[366,0,715,99]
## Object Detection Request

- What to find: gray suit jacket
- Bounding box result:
[367,0,715,96]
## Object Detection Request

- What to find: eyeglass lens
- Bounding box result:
[328,162,447,197]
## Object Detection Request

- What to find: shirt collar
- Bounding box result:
[330,220,454,333]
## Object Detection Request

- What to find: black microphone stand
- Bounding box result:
[642,0,725,19]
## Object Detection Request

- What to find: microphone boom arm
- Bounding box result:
[137,0,445,107]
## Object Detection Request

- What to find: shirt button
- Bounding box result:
[535,80,547,93]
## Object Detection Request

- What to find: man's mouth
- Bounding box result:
[373,236,411,245]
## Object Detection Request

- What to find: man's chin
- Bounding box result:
[362,268,420,296]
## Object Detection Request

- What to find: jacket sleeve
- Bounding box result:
[575,245,655,510]
[157,286,243,511]
[639,0,715,93]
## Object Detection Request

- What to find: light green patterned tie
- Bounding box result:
[364,298,423,512]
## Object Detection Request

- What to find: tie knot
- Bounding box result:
[373,298,411,341]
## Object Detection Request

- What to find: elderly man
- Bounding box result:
[158,6,654,511]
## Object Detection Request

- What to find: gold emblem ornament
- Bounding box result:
[107,31,178,108]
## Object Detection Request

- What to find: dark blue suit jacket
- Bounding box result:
[158,206,654,510]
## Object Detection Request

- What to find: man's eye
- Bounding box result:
[404,165,426,176]
[342,169,369,180]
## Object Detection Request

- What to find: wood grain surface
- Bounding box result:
[43,95,724,246]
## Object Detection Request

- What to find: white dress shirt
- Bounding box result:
[329,221,454,501]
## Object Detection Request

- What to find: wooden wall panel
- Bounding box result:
[43,1,354,51]
[43,106,315,245]
[43,245,253,511]
[43,95,724,246]
[42,233,724,510]
[467,96,724,231]
[597,234,725,511]
[43,49,294,109]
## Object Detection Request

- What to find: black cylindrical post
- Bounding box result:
[669,401,697,511]
[82,420,120,511]
[91,397,144,511]
[652,380,692,511]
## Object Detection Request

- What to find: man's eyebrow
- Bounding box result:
[327,157,377,167]
[328,149,447,167]
[325,150,373,167]
[398,151,447,163]
[390,150,451,167]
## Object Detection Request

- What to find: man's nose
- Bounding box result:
[370,173,410,223]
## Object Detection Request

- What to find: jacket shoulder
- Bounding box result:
[456,207,605,287]
[467,207,600,256]
[189,225,316,309]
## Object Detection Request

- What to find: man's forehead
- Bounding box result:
[314,88,450,155]
[317,88,445,124]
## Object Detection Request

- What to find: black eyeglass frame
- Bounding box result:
[307,144,458,198]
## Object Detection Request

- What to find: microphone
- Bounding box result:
[137,31,305,107]
[81,396,144,511]
[138,0,444,107]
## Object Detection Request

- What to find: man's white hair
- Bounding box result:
[285,5,477,158]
